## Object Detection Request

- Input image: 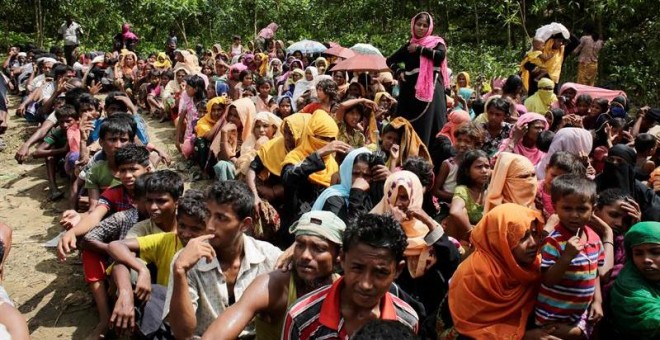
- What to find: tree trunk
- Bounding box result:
[474,0,480,46]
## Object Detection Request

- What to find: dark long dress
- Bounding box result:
[387,43,448,147]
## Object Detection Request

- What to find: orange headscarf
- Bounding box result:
[449,203,543,340]
[282,110,339,187]
[484,152,537,213]
[370,170,435,278]
[209,98,256,157]
[436,110,470,145]
[387,117,432,167]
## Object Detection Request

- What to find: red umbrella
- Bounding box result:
[329,54,389,72]
[323,46,356,60]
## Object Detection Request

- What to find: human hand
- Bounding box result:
[390,144,400,161]
[398,72,405,82]
[89,80,102,95]
[371,165,390,182]
[407,207,437,229]
[588,301,603,323]
[390,206,407,223]
[135,268,152,302]
[275,244,294,272]
[523,327,560,340]
[15,145,30,164]
[57,229,78,261]
[352,177,370,191]
[59,210,81,230]
[110,289,135,334]
[512,123,528,142]
[621,197,641,224]
[589,213,612,240]
[317,140,351,157]
[173,234,216,273]
[407,43,419,54]
[16,104,26,117]
[563,235,584,259]
[221,122,237,133]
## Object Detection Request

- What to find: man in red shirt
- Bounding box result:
[282,213,419,340]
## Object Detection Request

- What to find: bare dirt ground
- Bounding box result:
[0,95,202,339]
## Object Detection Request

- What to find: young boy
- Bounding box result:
[535,174,605,339]
[32,104,79,201]
[252,77,275,112]
[107,189,208,336]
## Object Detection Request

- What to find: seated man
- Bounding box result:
[282,213,419,339]
[164,180,282,339]
[107,189,208,337]
[203,210,346,339]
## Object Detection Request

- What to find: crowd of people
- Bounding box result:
[0,11,659,340]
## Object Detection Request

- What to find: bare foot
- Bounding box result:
[86,321,109,340]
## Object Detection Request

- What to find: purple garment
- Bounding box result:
[601,234,626,299]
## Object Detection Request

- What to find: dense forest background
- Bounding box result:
[2,0,658,105]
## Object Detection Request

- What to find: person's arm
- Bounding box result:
[432,161,453,202]
[147,143,172,166]
[169,234,216,339]
[589,215,614,280]
[541,236,583,286]
[448,196,473,241]
[201,273,280,340]
[0,223,12,281]
[38,78,70,116]
[631,107,648,137]
[175,112,186,152]
[246,167,262,205]
[335,98,375,118]
[386,44,409,76]
[588,276,604,324]
[563,34,581,56]
[572,37,585,55]
[87,188,100,212]
[109,263,136,332]
[32,141,68,158]
[57,204,108,260]
[218,125,238,161]
[107,238,152,301]
[0,304,30,340]
[418,43,446,66]
[281,154,326,188]
[15,119,54,163]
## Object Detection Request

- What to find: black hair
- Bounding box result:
[114,144,150,167]
[161,70,174,80]
[105,91,130,113]
[593,97,609,114]
[256,76,273,88]
[456,150,489,187]
[177,189,209,222]
[548,108,565,131]
[51,64,69,79]
[596,188,628,208]
[74,93,100,113]
[145,170,184,200]
[238,70,253,82]
[50,46,63,55]
[352,320,416,340]
[550,174,597,204]
[343,213,408,262]
[317,78,339,103]
[547,151,587,176]
[502,75,524,95]
[243,85,257,96]
[472,98,485,116]
[100,113,137,141]
[55,104,79,121]
[536,130,555,153]
[575,94,592,106]
[414,12,431,25]
[133,172,153,199]
[63,86,88,107]
[634,133,656,154]
[185,74,207,102]
[150,69,161,77]
[345,103,367,122]
[402,157,435,189]
[486,97,511,117]
[582,22,600,41]
[381,123,403,140]
[205,180,254,220]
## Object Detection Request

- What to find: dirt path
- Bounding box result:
[0,96,190,339]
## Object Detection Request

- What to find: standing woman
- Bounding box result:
[387,12,449,147]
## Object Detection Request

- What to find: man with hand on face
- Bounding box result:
[282,213,419,339]
[164,180,282,339]
[202,210,345,340]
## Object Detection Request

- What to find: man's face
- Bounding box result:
[145,192,176,226]
[59,116,77,130]
[177,213,207,246]
[100,132,131,158]
[340,243,402,310]
[118,163,149,190]
[294,235,338,283]
[205,200,248,250]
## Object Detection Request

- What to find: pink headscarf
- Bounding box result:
[410,12,449,102]
[122,23,138,41]
[437,110,470,145]
[498,112,548,165]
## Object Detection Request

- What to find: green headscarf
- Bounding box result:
[609,221,660,338]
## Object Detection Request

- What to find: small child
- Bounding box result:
[32,105,80,201]
[448,150,490,244]
[146,69,163,115]
[253,77,275,112]
[575,94,592,117]
[231,35,243,57]
[524,38,552,81]
[634,133,657,181]
[433,123,485,204]
[536,151,587,220]
[337,102,368,148]
[274,95,293,119]
[535,174,605,338]
[176,75,207,159]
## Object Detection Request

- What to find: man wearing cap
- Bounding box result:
[202,210,345,340]
[282,213,419,339]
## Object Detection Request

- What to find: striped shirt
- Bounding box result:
[535,224,604,325]
[281,277,418,340]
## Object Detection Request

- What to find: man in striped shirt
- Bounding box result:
[282,214,419,340]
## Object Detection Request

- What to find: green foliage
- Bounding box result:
[447,43,520,80]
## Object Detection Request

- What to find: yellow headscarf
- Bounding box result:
[258,113,311,176]
[457,71,471,89]
[524,78,558,113]
[257,53,269,77]
[210,98,256,157]
[154,52,172,69]
[195,96,228,138]
[386,117,433,167]
[283,110,339,187]
[334,100,379,144]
